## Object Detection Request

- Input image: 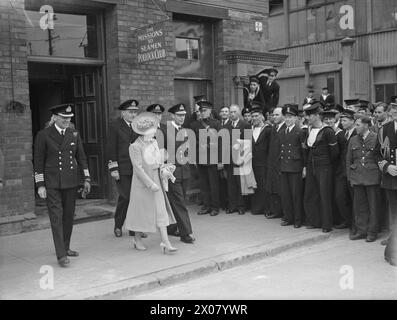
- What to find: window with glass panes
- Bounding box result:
[374,67,397,103]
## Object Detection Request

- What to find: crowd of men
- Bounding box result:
[32,66,396,267]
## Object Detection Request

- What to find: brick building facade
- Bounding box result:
[0,0,287,235]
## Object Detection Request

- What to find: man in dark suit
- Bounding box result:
[225,104,252,215]
[346,115,381,242]
[191,100,222,216]
[34,104,91,267]
[219,106,231,210]
[250,104,272,215]
[266,106,286,219]
[107,99,146,238]
[320,87,335,109]
[164,103,195,244]
[279,104,306,228]
[262,69,280,115]
[376,102,397,265]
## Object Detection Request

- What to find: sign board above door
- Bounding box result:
[136,22,167,64]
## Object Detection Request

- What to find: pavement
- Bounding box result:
[0,204,357,300]
[128,237,397,300]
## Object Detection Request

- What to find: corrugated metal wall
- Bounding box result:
[369,30,397,67]
[271,30,397,69]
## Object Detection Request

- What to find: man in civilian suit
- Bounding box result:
[339,108,358,234]
[165,103,195,244]
[266,106,286,219]
[250,104,272,215]
[262,69,280,115]
[107,99,146,238]
[219,106,231,210]
[225,104,252,215]
[279,104,306,228]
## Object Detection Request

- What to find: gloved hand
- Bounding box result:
[81,181,91,198]
[38,186,47,199]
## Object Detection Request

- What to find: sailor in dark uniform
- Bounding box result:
[164,103,195,243]
[320,87,335,109]
[322,109,352,229]
[244,76,266,112]
[34,104,91,267]
[107,99,147,238]
[303,102,339,232]
[303,88,315,106]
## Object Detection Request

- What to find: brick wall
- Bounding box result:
[0,0,35,227]
[213,8,269,107]
[106,0,175,118]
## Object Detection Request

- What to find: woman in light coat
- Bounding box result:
[124,112,177,253]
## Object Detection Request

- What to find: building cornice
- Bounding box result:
[224,50,288,65]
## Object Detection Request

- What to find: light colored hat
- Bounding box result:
[131,112,159,136]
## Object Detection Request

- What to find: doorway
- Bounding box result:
[29,62,106,199]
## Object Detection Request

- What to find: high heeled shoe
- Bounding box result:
[160,242,178,254]
[132,239,146,251]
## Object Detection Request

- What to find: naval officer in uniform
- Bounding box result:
[107,99,146,238]
[165,103,195,243]
[34,104,91,267]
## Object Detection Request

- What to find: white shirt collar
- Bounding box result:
[171,121,182,130]
[54,123,64,135]
[123,118,132,127]
[277,121,285,131]
[287,124,295,131]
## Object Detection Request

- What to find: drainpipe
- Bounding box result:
[304,60,311,88]
[341,37,356,101]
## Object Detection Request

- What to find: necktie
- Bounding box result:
[345,131,349,139]
[129,123,133,131]
[61,130,65,136]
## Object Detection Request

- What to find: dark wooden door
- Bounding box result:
[69,66,105,199]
